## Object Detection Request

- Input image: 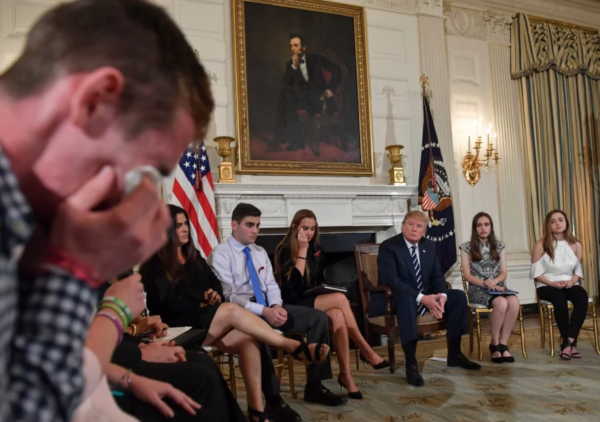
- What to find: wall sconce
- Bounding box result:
[462,130,500,186]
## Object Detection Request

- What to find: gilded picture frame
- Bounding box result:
[232,0,374,176]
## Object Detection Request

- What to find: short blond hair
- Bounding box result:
[402,211,429,226]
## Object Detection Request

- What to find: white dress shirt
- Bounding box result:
[404,237,446,304]
[208,236,283,316]
[292,55,309,82]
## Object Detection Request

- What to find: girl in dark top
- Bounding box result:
[275,209,389,399]
[140,205,330,422]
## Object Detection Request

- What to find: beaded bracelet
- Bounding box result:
[99,302,130,327]
[101,296,133,323]
[96,311,124,345]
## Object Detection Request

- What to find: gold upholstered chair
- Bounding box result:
[460,267,527,361]
[534,281,600,356]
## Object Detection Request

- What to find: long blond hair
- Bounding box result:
[542,209,578,261]
[274,209,320,285]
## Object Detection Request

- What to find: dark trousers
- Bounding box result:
[263,304,332,384]
[116,353,246,422]
[537,285,589,340]
[395,289,468,347]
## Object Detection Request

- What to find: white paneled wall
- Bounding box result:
[447,35,500,245]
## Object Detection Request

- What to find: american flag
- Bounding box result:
[171,142,219,257]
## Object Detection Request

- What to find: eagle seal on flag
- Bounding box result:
[417,88,456,274]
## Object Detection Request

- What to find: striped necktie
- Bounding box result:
[411,245,426,316]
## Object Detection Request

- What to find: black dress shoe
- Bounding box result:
[447,353,482,370]
[304,384,348,406]
[265,400,302,422]
[406,364,424,387]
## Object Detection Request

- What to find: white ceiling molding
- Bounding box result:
[445,4,512,44]
[449,0,600,31]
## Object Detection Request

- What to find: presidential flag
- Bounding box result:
[418,96,456,274]
[171,142,219,257]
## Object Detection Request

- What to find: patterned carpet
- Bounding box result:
[230,329,600,422]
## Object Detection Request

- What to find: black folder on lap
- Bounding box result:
[173,328,207,347]
[302,284,348,297]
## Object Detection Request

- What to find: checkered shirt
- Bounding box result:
[0,144,96,422]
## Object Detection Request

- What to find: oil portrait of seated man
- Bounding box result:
[233,0,374,176]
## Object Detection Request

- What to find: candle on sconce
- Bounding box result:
[493,133,497,146]
[468,136,471,152]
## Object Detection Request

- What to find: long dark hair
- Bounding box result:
[542,209,578,262]
[274,209,320,285]
[469,212,500,262]
[158,205,199,282]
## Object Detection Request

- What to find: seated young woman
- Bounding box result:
[531,209,588,360]
[460,212,519,363]
[139,205,330,421]
[274,209,389,400]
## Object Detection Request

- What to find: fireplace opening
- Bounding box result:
[256,231,379,345]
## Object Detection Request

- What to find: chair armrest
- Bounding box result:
[364,284,393,299]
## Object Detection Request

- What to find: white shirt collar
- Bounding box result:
[404,236,418,251]
[227,235,251,253]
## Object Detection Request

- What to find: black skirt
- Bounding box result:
[198,303,221,330]
[294,295,316,309]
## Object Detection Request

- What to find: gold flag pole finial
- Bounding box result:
[420,74,430,99]
[194,49,200,61]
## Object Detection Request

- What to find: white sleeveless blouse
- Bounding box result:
[530,240,583,288]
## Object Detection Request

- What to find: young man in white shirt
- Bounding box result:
[209,203,347,417]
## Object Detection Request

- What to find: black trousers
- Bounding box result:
[394,289,468,346]
[262,304,332,385]
[116,353,246,422]
[537,285,589,340]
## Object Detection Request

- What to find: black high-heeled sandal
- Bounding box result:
[559,339,572,361]
[570,340,582,358]
[291,339,329,364]
[359,353,391,370]
[489,344,503,363]
[248,407,270,422]
[337,374,363,399]
[498,344,515,363]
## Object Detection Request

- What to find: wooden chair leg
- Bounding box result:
[474,312,483,361]
[355,348,360,371]
[287,352,297,399]
[548,310,555,357]
[387,336,395,374]
[539,305,546,348]
[276,348,284,381]
[467,311,474,353]
[592,304,600,355]
[519,306,528,359]
[228,355,237,399]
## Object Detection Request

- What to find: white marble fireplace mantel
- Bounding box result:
[213,183,419,241]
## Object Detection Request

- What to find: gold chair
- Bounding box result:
[202,346,237,398]
[535,282,600,356]
[460,267,527,360]
[354,243,447,373]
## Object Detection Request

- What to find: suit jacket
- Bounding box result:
[283,53,341,112]
[276,244,326,305]
[139,250,223,327]
[371,234,447,317]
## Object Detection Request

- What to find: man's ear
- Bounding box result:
[231,220,237,231]
[70,67,125,138]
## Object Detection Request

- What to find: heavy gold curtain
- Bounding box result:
[511,14,600,296]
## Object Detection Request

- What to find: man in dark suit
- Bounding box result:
[271,33,342,151]
[375,211,480,387]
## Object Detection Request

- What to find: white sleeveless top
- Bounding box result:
[530,240,583,288]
